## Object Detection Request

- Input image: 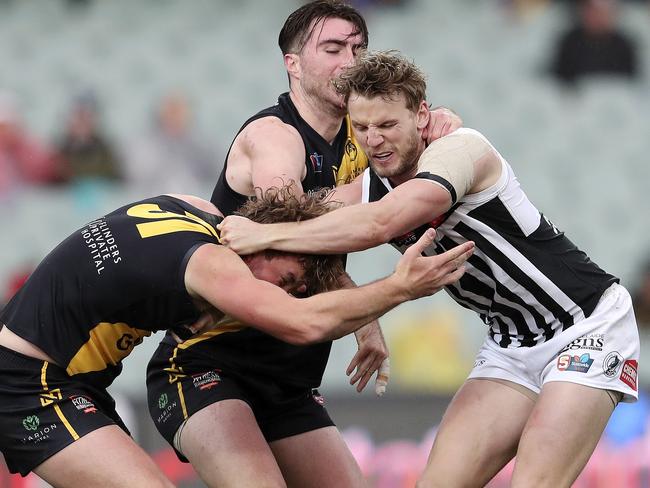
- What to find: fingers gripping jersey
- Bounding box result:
[0,196,222,388]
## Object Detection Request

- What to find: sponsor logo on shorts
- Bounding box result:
[192,370,221,391]
[619,360,638,391]
[560,333,604,353]
[158,393,169,409]
[39,388,63,407]
[21,416,58,445]
[70,395,98,414]
[474,359,486,368]
[156,393,178,425]
[557,353,594,373]
[22,415,40,431]
[603,352,623,378]
[312,389,325,406]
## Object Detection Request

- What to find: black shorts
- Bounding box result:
[0,344,129,476]
[146,340,335,462]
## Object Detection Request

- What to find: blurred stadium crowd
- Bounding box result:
[1,0,650,486]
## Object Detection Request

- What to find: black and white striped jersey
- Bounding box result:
[361,128,618,348]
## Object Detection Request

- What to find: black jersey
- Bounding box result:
[362,129,618,348]
[200,92,368,387]
[211,92,368,214]
[0,196,221,388]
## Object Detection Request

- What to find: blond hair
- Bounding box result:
[335,50,427,112]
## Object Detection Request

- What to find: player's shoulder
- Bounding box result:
[163,194,222,216]
[242,115,301,139]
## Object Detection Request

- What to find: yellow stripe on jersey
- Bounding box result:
[66,322,152,376]
[127,203,220,240]
[40,362,79,440]
[333,114,369,187]
[135,219,216,239]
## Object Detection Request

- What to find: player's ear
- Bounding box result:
[284,53,300,79]
[416,100,429,131]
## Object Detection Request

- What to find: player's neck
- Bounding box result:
[289,91,345,144]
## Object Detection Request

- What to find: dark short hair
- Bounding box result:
[278,0,368,55]
[236,184,345,295]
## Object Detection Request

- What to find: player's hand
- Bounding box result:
[171,308,221,343]
[394,229,474,300]
[423,107,463,144]
[217,216,266,255]
[347,321,390,395]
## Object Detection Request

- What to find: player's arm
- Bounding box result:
[184,233,473,345]
[235,117,308,194]
[219,129,497,255]
[328,173,363,206]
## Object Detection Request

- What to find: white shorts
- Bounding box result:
[468,283,640,403]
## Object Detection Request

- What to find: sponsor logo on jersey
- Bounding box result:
[345,140,358,161]
[559,333,604,353]
[619,359,638,391]
[557,353,594,373]
[192,370,221,391]
[602,352,623,378]
[70,395,98,414]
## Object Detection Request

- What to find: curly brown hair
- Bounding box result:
[236,184,345,295]
[334,50,427,112]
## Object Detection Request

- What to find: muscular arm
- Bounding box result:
[227,117,307,195]
[184,234,473,345]
[219,129,500,255]
[255,178,451,254]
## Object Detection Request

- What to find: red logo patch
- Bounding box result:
[619,360,638,391]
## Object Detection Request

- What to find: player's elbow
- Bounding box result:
[277,322,325,346]
[282,313,333,345]
[372,211,397,244]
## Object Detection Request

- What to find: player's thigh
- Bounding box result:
[270,426,366,488]
[512,381,617,488]
[180,399,286,488]
[34,425,172,488]
[418,378,535,488]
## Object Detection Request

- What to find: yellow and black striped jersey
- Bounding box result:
[0,195,221,388]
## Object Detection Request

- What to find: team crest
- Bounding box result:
[310,152,323,173]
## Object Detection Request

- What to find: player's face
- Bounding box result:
[298,17,364,113]
[349,93,428,183]
[246,253,308,296]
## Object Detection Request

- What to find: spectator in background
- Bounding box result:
[550,0,638,85]
[54,89,123,183]
[0,92,61,195]
[125,92,221,195]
